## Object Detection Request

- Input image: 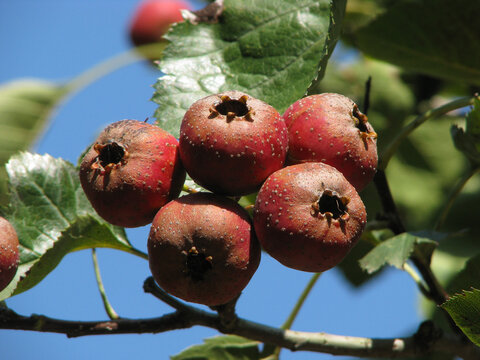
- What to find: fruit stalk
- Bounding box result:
[92,249,119,320]
[267,272,322,359]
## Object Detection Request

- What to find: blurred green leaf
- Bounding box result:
[153,0,346,137]
[466,98,480,140]
[338,238,376,286]
[451,98,480,166]
[171,335,261,360]
[352,0,480,85]
[441,288,480,346]
[447,254,480,296]
[343,0,394,34]
[0,79,66,204]
[359,232,437,274]
[0,152,134,300]
[420,237,478,332]
[314,57,415,121]
[387,116,468,229]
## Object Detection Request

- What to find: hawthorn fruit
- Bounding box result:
[253,162,367,272]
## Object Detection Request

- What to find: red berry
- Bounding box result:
[129,0,191,47]
[0,217,19,292]
[283,93,378,191]
[148,192,261,306]
[179,91,288,196]
[79,120,186,228]
[253,162,366,272]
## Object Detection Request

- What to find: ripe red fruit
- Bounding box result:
[148,192,260,306]
[179,91,288,196]
[253,162,366,272]
[0,217,19,292]
[129,0,191,47]
[283,93,378,191]
[79,119,186,228]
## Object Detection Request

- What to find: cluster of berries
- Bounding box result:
[78,91,378,306]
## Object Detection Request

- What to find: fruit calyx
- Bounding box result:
[209,94,255,122]
[184,246,213,281]
[352,104,377,146]
[91,141,129,174]
[311,189,350,226]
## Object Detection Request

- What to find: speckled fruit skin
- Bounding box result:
[0,217,19,292]
[179,91,288,196]
[80,120,186,228]
[147,192,261,306]
[129,0,190,47]
[253,162,366,272]
[283,93,378,191]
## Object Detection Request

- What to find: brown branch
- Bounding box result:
[1,279,478,359]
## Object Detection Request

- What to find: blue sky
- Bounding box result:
[0,1,421,359]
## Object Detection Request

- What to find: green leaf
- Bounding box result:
[0,152,135,300]
[359,232,437,274]
[0,79,66,204]
[152,0,346,137]
[353,0,480,85]
[170,335,261,360]
[442,288,480,346]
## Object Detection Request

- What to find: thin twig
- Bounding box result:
[373,170,405,234]
[403,262,430,299]
[362,76,372,115]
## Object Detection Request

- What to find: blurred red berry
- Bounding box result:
[129,0,191,46]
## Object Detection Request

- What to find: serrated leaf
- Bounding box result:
[442,288,480,346]
[0,79,66,204]
[353,0,480,85]
[153,0,346,137]
[0,152,134,300]
[359,232,437,274]
[170,335,261,360]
